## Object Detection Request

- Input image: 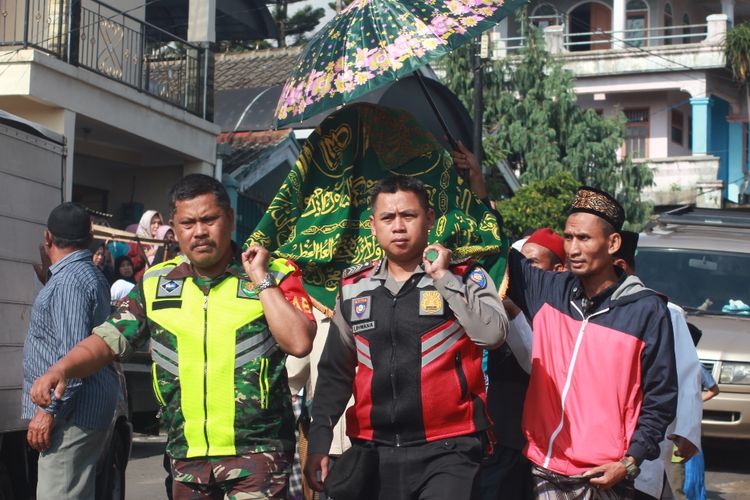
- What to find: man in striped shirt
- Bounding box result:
[23,202,117,499]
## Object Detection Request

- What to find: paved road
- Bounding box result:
[704,439,750,500]
[125,434,750,499]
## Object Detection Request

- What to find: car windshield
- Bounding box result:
[636,248,750,315]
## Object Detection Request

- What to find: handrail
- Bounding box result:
[563,23,708,47]
[87,0,201,50]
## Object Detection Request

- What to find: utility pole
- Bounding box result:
[472,35,484,167]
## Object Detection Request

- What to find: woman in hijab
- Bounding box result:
[92,243,115,284]
[152,224,180,265]
[127,210,163,281]
[110,255,137,305]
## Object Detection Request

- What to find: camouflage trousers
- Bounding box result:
[171,451,293,500]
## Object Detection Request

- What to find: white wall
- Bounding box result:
[576,90,694,159]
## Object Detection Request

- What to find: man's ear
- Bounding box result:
[608,231,622,256]
[427,208,436,230]
[369,215,376,237]
[228,207,235,228]
[43,229,53,248]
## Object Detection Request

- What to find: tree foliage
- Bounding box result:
[266,0,325,47]
[442,20,653,228]
[497,171,579,238]
[725,22,750,84]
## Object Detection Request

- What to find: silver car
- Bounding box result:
[637,207,750,440]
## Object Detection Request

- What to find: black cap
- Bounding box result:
[47,202,91,240]
[569,186,626,231]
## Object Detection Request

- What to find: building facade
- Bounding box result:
[0,0,220,224]
[492,0,749,207]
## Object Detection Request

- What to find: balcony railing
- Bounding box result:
[0,0,210,118]
[563,23,708,51]
[492,19,711,57]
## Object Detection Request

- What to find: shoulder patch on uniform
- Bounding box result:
[342,260,376,278]
[156,277,184,298]
[467,268,487,290]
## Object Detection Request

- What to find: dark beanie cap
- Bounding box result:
[47,202,91,240]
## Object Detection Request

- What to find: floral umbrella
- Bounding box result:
[274,0,527,127]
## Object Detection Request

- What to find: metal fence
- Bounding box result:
[563,23,709,50]
[0,0,209,118]
[491,21,709,57]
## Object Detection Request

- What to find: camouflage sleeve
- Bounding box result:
[92,284,150,362]
[433,264,508,350]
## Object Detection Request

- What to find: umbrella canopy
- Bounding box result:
[274,0,526,125]
[216,74,476,151]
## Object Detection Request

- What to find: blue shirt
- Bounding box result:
[701,366,717,391]
[23,249,118,430]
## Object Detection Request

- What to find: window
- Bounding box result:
[626,0,649,47]
[636,248,750,314]
[664,3,673,45]
[531,4,560,29]
[682,13,692,44]
[624,108,649,159]
[671,109,684,145]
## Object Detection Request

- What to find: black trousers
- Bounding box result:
[371,435,483,500]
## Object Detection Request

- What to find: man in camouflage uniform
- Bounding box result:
[31,174,317,499]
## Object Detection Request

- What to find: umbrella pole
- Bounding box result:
[413,71,459,151]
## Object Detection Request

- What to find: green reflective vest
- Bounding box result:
[141,257,296,458]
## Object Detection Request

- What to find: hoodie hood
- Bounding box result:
[610,274,666,307]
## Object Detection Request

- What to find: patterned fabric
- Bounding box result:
[22,249,118,430]
[274,0,527,124]
[287,395,304,500]
[531,465,635,500]
[569,186,625,230]
[247,103,506,309]
[171,451,292,498]
[93,255,313,459]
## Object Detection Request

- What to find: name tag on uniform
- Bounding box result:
[351,296,371,321]
[157,277,184,298]
[419,290,444,316]
[352,321,376,333]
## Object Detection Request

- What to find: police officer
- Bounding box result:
[30,174,317,499]
[304,174,508,500]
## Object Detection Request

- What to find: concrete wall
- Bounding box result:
[640,155,720,205]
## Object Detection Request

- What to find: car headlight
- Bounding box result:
[719,362,750,385]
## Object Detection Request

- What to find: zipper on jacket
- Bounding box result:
[202,293,210,454]
[543,305,609,469]
[455,352,468,400]
[389,294,400,446]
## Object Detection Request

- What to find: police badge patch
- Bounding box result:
[237,279,258,299]
[468,268,487,289]
[419,290,444,316]
[156,277,184,298]
[351,297,371,321]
